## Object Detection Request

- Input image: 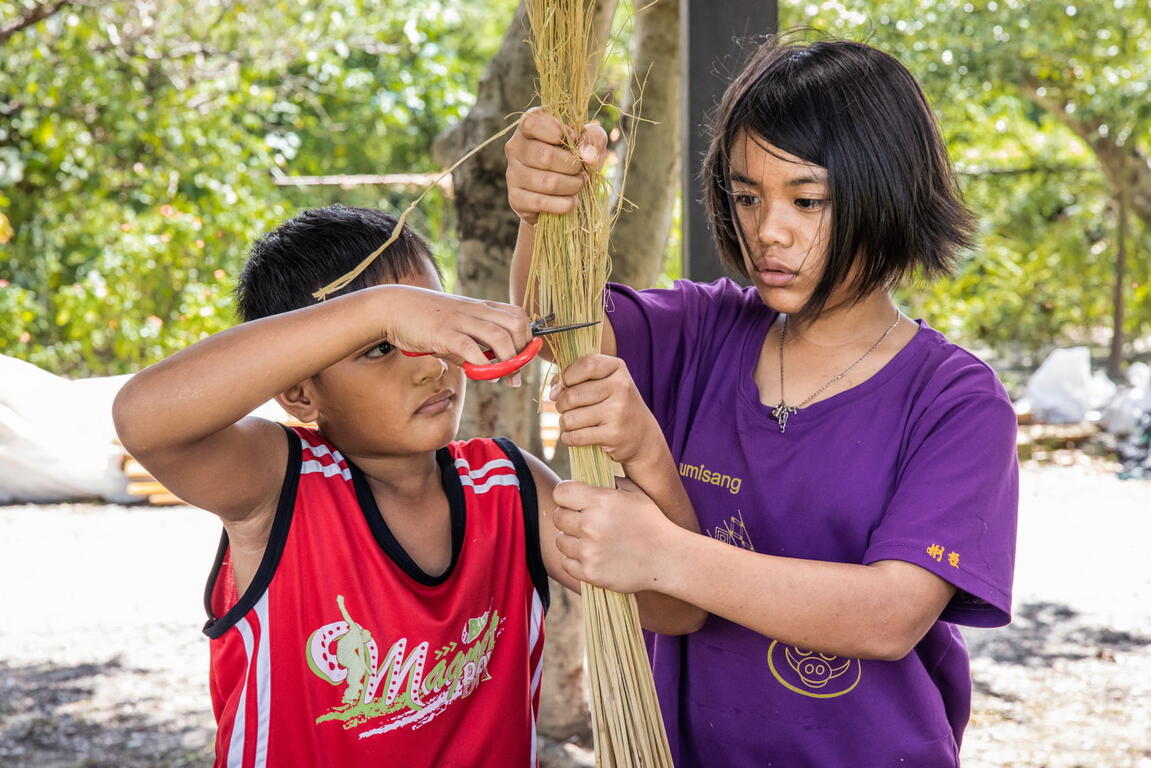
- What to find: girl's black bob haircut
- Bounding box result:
[236,204,441,322]
[703,35,975,320]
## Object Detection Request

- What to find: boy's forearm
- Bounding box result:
[114,288,389,455]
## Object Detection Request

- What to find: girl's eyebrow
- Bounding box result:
[730,170,827,188]
[783,174,826,188]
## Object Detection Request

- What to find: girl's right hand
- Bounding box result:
[505,108,608,226]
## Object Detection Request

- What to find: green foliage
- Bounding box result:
[6,0,1149,375]
[786,0,1151,359]
[0,0,515,375]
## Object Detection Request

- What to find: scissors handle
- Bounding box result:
[464,337,544,380]
[400,337,544,381]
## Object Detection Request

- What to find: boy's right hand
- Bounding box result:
[382,286,533,370]
[505,108,608,226]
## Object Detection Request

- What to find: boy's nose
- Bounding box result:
[414,354,448,383]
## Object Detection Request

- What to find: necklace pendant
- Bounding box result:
[771,402,797,433]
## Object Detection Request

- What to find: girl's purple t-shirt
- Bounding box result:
[606,278,1018,767]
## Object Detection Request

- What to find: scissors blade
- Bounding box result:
[532,319,602,337]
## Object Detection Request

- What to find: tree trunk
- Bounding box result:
[1108,188,1129,380]
[436,0,622,742]
[435,4,543,454]
[608,0,681,289]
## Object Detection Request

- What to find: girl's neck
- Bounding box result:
[782,292,901,352]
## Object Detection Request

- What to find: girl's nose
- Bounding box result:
[755,204,793,249]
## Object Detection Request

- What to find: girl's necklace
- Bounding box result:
[770,307,902,433]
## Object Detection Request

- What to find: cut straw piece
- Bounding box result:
[312,117,524,302]
[524,3,673,764]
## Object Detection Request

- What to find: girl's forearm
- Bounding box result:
[623,449,707,634]
[656,529,954,660]
[623,448,699,536]
[511,219,537,311]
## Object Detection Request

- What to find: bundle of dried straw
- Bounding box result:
[524,1,673,765]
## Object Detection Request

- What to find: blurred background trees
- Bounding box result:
[1,0,1147,376]
[0,0,517,375]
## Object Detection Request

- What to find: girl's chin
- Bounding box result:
[753,284,808,315]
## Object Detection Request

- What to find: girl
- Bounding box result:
[504,38,1018,766]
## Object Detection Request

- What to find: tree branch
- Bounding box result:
[1019,75,1151,227]
[0,0,76,46]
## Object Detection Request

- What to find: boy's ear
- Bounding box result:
[276,382,320,424]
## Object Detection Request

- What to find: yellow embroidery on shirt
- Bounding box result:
[766,641,861,699]
[927,544,961,568]
[678,461,742,495]
[708,510,755,552]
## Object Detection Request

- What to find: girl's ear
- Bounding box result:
[276,381,320,424]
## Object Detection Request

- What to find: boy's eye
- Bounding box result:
[795,198,828,211]
[364,341,395,359]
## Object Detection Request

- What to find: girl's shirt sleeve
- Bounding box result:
[605,278,757,430]
[864,356,1020,628]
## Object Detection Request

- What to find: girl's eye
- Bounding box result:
[364,341,395,359]
[733,193,760,207]
[796,198,828,211]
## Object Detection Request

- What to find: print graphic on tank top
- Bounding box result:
[306,594,503,737]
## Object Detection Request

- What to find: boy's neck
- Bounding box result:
[352,450,444,504]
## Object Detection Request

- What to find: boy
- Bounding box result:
[113,205,700,767]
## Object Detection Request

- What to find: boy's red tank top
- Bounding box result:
[203,426,549,767]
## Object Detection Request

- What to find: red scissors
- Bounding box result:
[400,314,600,381]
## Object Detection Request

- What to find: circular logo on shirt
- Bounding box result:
[766,641,861,698]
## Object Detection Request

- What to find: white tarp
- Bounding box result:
[0,354,293,504]
[0,354,133,503]
[1024,346,1116,424]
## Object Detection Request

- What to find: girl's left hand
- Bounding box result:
[551,354,662,468]
[551,477,679,593]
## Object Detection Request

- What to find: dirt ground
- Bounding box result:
[1,462,1149,767]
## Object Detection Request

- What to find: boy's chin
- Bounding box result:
[411,415,463,451]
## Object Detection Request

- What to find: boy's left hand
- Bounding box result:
[551,478,677,594]
[551,355,662,467]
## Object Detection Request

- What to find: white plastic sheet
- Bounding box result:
[0,354,295,503]
[0,354,133,503]
[1100,362,1151,436]
[1024,347,1102,424]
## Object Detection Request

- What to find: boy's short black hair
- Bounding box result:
[236,204,441,322]
[703,36,975,319]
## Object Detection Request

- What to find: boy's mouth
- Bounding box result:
[415,389,455,415]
